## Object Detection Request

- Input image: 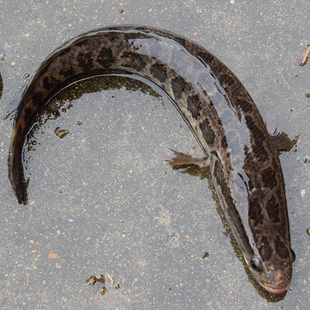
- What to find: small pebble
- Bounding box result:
[203,252,209,259]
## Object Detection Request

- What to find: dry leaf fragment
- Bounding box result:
[300,44,310,66]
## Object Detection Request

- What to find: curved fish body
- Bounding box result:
[8,25,295,294]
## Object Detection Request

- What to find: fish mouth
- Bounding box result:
[262,281,291,294]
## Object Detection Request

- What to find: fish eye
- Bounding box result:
[250,258,262,272]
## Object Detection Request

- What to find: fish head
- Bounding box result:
[247,246,295,294]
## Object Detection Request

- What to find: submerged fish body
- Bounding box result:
[8,25,295,294]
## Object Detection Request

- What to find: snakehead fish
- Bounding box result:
[7,25,295,294]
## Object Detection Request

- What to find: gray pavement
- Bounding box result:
[0,1,309,309]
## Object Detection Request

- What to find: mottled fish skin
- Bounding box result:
[8,25,295,294]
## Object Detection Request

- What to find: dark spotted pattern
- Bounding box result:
[77,51,93,70]
[221,136,228,149]
[187,94,201,119]
[262,167,277,189]
[200,119,215,145]
[244,115,268,162]
[171,76,186,100]
[121,51,147,71]
[275,235,289,259]
[8,25,294,294]
[150,63,168,83]
[266,196,280,223]
[43,76,57,91]
[59,66,76,77]
[249,198,264,228]
[236,98,253,113]
[259,236,272,261]
[219,74,236,88]
[97,47,114,67]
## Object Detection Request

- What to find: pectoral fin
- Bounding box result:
[161,147,210,167]
[270,130,298,152]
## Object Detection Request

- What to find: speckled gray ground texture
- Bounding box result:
[0,1,309,309]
